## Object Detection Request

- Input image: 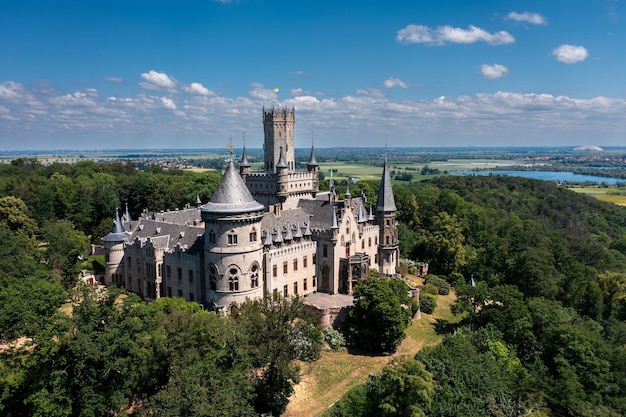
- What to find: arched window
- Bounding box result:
[209,264,217,291]
[229,267,239,291]
[251,264,259,288]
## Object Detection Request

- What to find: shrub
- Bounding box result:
[422,283,439,295]
[323,327,346,350]
[419,292,437,314]
[425,275,451,295]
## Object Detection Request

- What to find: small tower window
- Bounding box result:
[251,264,259,288]
[229,268,239,291]
[228,234,238,245]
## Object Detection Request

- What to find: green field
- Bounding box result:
[570,187,626,206]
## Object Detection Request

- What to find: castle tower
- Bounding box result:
[201,160,266,311]
[307,144,319,193]
[102,209,130,286]
[263,106,295,172]
[376,157,399,275]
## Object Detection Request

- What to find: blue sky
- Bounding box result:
[1,0,625,150]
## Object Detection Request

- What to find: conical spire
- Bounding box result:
[201,160,264,214]
[276,146,288,169]
[196,194,202,207]
[113,208,125,233]
[284,223,293,241]
[368,205,375,221]
[345,181,351,198]
[240,145,251,167]
[273,227,284,244]
[307,144,318,167]
[331,207,338,229]
[376,157,397,212]
[304,219,312,237]
[263,228,273,246]
[293,221,303,239]
[124,203,132,224]
[357,203,365,222]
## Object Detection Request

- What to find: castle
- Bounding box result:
[103,107,398,311]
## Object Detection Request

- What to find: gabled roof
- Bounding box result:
[376,157,397,212]
[201,160,264,215]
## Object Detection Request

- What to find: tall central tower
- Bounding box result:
[263,106,295,172]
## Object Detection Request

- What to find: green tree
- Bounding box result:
[422,212,466,275]
[346,277,412,354]
[41,220,89,288]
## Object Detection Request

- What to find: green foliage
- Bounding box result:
[323,326,346,350]
[419,293,437,315]
[346,278,412,354]
[324,357,433,417]
[41,220,89,288]
[235,295,322,416]
[422,283,438,295]
[424,275,451,295]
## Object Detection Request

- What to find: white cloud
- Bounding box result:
[396,24,514,46]
[249,83,278,101]
[552,44,589,64]
[140,70,177,90]
[506,11,547,25]
[160,97,177,110]
[104,76,124,83]
[383,77,408,88]
[183,82,213,96]
[481,64,509,79]
[0,81,25,100]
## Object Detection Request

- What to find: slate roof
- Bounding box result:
[129,218,204,254]
[307,145,318,167]
[240,146,251,167]
[376,158,397,212]
[201,160,265,214]
[146,207,203,226]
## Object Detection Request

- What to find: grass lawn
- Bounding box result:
[569,187,626,206]
[283,276,460,417]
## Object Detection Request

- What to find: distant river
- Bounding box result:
[452,170,626,185]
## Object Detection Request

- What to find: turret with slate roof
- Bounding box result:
[376,156,399,275]
[201,159,265,309]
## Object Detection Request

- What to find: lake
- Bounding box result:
[452,170,626,185]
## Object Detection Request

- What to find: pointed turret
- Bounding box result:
[124,203,132,224]
[276,146,288,170]
[376,157,397,213]
[201,160,265,215]
[293,221,303,239]
[376,156,399,275]
[284,223,293,241]
[263,228,273,247]
[196,194,202,208]
[240,145,251,174]
[113,208,125,233]
[307,144,318,170]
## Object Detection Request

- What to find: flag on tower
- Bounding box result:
[273,87,279,93]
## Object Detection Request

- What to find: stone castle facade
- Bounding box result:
[103,107,399,311]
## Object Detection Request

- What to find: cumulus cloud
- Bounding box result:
[481,64,509,79]
[182,82,213,96]
[383,77,408,88]
[140,70,177,91]
[3,74,626,149]
[506,11,547,25]
[104,76,124,83]
[160,97,177,110]
[552,44,589,64]
[396,24,514,45]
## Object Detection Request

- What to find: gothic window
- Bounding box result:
[251,264,259,288]
[209,264,217,291]
[228,267,239,291]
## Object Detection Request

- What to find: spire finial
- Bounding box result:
[227,135,234,161]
